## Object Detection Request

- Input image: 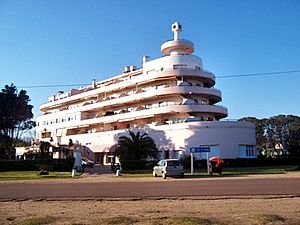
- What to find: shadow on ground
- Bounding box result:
[83,165,112,176]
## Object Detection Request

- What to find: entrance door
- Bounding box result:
[94,153,104,164]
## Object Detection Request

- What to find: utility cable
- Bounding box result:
[216,69,300,78]
[17,69,300,89]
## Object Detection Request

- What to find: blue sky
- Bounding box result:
[0,0,299,120]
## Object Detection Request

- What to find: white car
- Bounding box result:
[153,159,184,179]
[81,157,95,168]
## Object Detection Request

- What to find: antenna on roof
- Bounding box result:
[172,21,182,40]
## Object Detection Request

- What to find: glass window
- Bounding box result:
[173,64,188,70]
[167,160,180,166]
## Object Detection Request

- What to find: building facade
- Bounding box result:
[36,22,256,164]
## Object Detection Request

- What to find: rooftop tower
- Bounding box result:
[161,22,194,56]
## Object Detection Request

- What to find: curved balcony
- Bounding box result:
[161,39,194,55]
[153,68,215,87]
[38,84,223,121]
[40,67,216,112]
[75,103,228,127]
[72,86,222,113]
[37,101,228,131]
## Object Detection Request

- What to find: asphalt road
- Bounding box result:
[1,176,300,200]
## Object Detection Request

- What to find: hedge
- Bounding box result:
[121,157,300,170]
[0,158,75,172]
[119,160,159,170]
[184,157,300,169]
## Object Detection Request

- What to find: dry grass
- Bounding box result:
[15,216,57,225]
[1,198,299,225]
[100,216,138,225]
[248,214,286,224]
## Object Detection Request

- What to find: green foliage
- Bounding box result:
[222,158,300,167]
[249,214,286,225]
[16,216,57,225]
[0,171,72,180]
[180,154,192,169]
[23,141,53,160]
[119,160,147,170]
[0,158,75,172]
[239,115,300,156]
[101,216,137,225]
[170,217,218,225]
[184,158,300,170]
[0,84,35,159]
[115,131,159,162]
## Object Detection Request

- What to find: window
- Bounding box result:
[173,64,188,70]
[239,145,255,158]
[198,145,220,159]
[246,145,254,157]
[167,160,180,166]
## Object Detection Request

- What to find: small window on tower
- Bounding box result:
[173,64,187,70]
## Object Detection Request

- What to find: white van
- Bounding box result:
[153,159,184,179]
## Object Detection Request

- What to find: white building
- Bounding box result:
[36,22,256,164]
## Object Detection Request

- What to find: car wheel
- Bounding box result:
[162,172,166,179]
[180,173,184,178]
[153,171,157,177]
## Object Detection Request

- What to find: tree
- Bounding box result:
[239,117,267,152]
[0,84,35,159]
[265,115,300,156]
[239,115,300,157]
[114,130,159,161]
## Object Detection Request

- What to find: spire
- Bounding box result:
[172,22,182,40]
[161,22,194,56]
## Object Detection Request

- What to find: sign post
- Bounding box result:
[190,147,201,175]
[198,147,211,174]
[190,152,194,175]
[207,152,209,174]
[190,146,211,174]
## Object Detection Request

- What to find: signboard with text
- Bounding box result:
[199,146,210,152]
[190,146,211,153]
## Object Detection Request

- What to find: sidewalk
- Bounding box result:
[82,164,112,177]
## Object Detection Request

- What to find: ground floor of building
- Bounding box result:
[58,121,257,165]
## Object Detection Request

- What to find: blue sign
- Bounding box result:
[190,147,201,153]
[190,146,210,153]
[199,147,210,152]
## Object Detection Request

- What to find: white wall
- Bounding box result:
[57,121,256,159]
[143,55,202,73]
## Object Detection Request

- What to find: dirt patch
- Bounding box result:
[0,197,299,225]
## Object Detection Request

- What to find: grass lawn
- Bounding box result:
[0,171,73,180]
[121,165,298,177]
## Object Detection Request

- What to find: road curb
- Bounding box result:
[1,194,299,202]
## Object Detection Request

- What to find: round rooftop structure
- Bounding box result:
[161,22,194,56]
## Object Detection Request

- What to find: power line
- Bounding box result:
[17,69,300,89]
[216,70,300,78]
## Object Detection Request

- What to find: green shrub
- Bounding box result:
[0,158,74,172]
[180,157,300,169]
[120,160,147,170]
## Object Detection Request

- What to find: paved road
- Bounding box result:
[1,175,300,200]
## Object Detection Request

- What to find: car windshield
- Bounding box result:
[167,160,181,166]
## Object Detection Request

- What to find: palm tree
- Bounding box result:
[115,130,159,161]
